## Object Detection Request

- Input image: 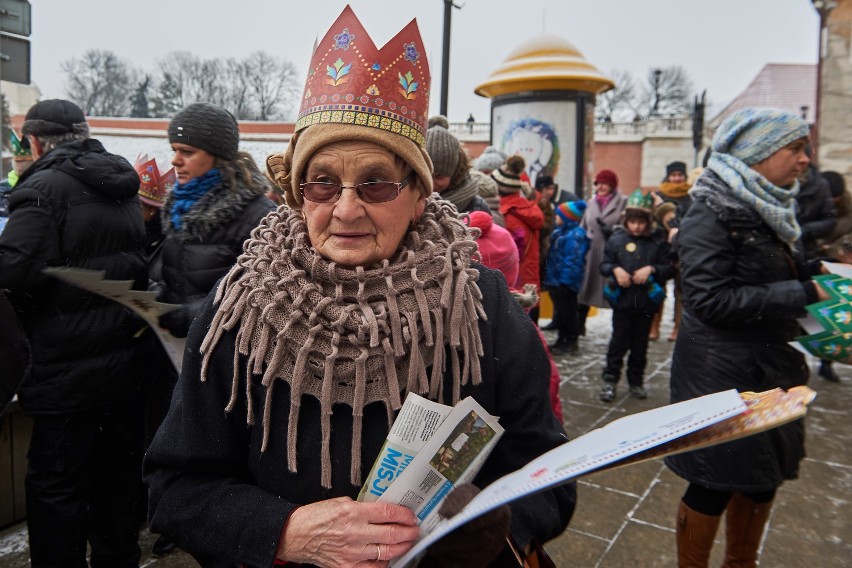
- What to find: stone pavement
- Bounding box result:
[1,307,849,567]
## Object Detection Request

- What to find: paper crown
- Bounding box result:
[626,188,654,212]
[10,130,32,161]
[134,154,175,208]
[295,5,431,147]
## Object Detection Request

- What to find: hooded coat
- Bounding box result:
[665,170,819,492]
[499,192,544,290]
[0,139,150,413]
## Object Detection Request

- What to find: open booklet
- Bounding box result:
[358,394,503,533]
[43,267,185,372]
[388,385,815,567]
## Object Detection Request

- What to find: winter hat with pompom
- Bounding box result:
[491,155,526,193]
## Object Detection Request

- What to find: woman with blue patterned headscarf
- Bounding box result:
[664,108,835,567]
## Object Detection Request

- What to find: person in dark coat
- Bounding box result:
[0,99,151,567]
[599,190,674,402]
[152,103,276,339]
[794,161,838,385]
[665,108,832,568]
[144,8,575,566]
[795,161,837,261]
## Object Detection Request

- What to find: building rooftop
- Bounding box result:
[710,63,817,127]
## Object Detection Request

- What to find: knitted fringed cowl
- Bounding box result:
[200,196,486,488]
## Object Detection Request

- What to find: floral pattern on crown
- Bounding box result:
[296,5,431,147]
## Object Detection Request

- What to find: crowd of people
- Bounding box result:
[0,7,850,568]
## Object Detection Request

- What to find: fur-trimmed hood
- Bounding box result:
[162,169,270,242]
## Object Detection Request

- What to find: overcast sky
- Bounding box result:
[25,0,819,122]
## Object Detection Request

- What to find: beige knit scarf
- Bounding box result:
[200,196,485,488]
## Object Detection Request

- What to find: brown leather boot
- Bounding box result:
[676,500,722,567]
[649,302,663,340]
[721,493,773,568]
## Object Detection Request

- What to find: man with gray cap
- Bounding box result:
[0,99,150,565]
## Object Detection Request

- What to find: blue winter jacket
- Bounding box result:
[544,221,589,292]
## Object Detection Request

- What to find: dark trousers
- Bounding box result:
[550,286,579,342]
[604,310,654,387]
[25,397,144,568]
[577,303,590,335]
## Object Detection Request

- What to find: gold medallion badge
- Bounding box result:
[626,242,637,253]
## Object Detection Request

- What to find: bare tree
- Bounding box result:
[61,49,136,116]
[637,65,694,118]
[243,51,299,121]
[596,69,638,122]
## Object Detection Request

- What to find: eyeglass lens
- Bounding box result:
[301,176,409,204]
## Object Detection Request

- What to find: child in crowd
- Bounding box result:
[543,201,590,355]
[599,190,674,402]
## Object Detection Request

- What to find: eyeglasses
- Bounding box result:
[300,174,412,204]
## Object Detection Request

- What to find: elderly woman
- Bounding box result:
[666,108,832,567]
[144,7,574,568]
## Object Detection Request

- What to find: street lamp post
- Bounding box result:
[439,0,462,117]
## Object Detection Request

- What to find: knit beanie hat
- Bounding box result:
[556,200,587,223]
[594,169,619,189]
[666,161,687,179]
[491,155,526,193]
[426,125,461,177]
[556,200,586,223]
[427,115,450,129]
[712,108,809,166]
[168,102,240,160]
[470,169,498,198]
[473,146,507,173]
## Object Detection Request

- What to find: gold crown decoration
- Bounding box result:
[134,154,175,208]
[10,130,33,161]
[295,5,431,147]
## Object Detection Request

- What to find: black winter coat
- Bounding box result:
[0,139,149,413]
[795,165,837,260]
[665,170,819,492]
[600,226,674,313]
[144,267,576,567]
[153,171,275,337]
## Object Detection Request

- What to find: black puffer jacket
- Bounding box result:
[600,226,674,313]
[665,170,820,492]
[153,170,275,337]
[0,139,149,414]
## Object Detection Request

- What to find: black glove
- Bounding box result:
[596,217,613,239]
[158,304,191,338]
[420,483,511,568]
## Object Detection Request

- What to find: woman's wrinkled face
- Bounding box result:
[301,140,425,268]
[750,137,810,188]
[171,143,217,184]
